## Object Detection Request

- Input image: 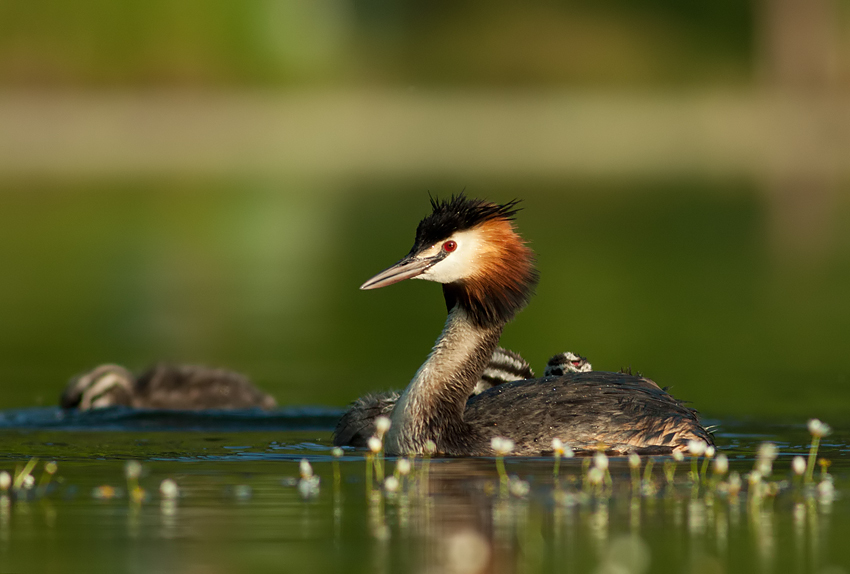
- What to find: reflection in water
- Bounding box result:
[345,438,848,574]
[794,502,806,573]
[595,535,651,574]
[160,497,178,539]
[0,494,8,545]
[588,502,610,558]
[750,506,775,574]
[0,428,846,573]
[439,529,491,574]
[715,504,728,558]
[688,499,707,537]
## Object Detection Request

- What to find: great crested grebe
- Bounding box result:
[61,363,277,411]
[336,195,712,456]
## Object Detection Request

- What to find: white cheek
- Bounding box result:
[417,230,482,284]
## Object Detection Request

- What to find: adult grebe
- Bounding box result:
[337,195,712,455]
[61,363,277,411]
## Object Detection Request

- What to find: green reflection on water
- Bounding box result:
[0,427,847,574]
[1,178,849,419]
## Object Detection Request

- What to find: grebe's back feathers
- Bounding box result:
[465,370,710,455]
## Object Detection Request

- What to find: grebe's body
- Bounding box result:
[334,346,534,448]
[334,195,711,455]
[61,364,277,411]
[335,347,599,448]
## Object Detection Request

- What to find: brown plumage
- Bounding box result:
[335,194,713,456]
[61,363,277,411]
[465,371,709,455]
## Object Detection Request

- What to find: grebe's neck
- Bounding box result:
[386,303,503,455]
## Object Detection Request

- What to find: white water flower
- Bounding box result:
[792,456,806,476]
[808,419,832,438]
[687,440,707,457]
[628,453,641,469]
[424,440,437,456]
[159,479,179,499]
[713,453,729,475]
[552,438,564,455]
[672,450,685,462]
[299,459,314,479]
[375,416,392,437]
[704,446,715,459]
[0,472,10,491]
[124,460,142,480]
[758,442,777,461]
[552,438,575,458]
[396,458,411,476]
[368,436,383,454]
[331,447,344,458]
[491,437,515,456]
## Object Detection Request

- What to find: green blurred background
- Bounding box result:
[1,0,849,419]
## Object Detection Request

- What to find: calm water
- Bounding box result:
[0,178,848,572]
[0,413,847,574]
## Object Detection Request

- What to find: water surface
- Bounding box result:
[0,411,846,574]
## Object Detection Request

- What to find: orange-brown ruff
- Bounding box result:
[335,195,712,456]
[442,217,537,328]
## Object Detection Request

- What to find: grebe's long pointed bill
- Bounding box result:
[360,254,440,290]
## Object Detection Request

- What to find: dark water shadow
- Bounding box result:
[0,406,343,432]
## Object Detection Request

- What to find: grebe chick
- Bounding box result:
[61,363,277,411]
[337,195,712,456]
[334,346,533,448]
[474,346,534,394]
[544,352,592,376]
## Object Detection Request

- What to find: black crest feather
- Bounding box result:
[410,193,521,253]
[409,193,537,327]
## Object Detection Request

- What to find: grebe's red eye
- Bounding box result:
[443,240,457,252]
